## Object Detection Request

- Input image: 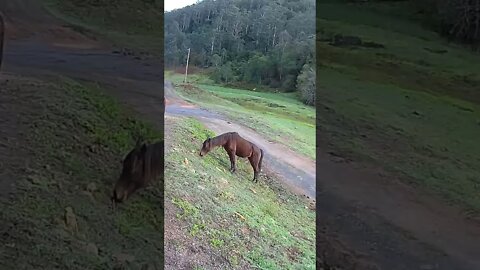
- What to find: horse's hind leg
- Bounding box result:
[227,150,236,173]
[248,156,258,182]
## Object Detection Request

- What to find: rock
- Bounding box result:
[86,182,97,193]
[53,217,65,226]
[28,175,42,185]
[64,207,78,233]
[84,242,99,256]
[412,110,422,116]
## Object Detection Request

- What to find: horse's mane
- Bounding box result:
[209,132,234,148]
[112,140,163,204]
[121,140,164,182]
[141,141,164,181]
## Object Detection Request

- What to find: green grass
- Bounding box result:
[317,2,480,213]
[0,76,163,269]
[166,71,316,160]
[43,0,163,55]
[165,117,315,269]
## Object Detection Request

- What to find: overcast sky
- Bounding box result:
[165,0,198,12]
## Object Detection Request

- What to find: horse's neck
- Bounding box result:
[211,135,227,148]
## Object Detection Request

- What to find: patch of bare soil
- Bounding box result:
[164,201,236,270]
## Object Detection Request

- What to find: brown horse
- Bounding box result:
[199,132,264,182]
[111,139,164,208]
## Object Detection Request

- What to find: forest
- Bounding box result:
[164,0,316,106]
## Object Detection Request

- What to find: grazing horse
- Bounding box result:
[111,139,164,208]
[199,132,264,182]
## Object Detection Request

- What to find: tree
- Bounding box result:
[437,0,480,48]
[296,63,315,106]
[165,0,315,100]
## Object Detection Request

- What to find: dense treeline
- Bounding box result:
[347,0,480,49]
[164,0,316,105]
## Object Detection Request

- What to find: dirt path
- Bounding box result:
[2,1,480,269]
[165,81,316,199]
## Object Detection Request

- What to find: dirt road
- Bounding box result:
[165,81,316,199]
[2,1,480,269]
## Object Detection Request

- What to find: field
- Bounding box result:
[165,71,316,160]
[0,75,164,269]
[317,1,480,213]
[164,116,315,269]
[44,0,163,55]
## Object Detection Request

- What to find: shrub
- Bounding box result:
[296,64,315,106]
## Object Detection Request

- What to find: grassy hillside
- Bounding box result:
[166,71,316,159]
[0,75,163,269]
[44,0,163,55]
[317,1,480,213]
[165,117,315,269]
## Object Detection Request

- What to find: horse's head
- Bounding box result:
[112,140,147,206]
[199,138,212,157]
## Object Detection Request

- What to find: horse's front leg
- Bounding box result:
[227,151,236,173]
[253,171,258,183]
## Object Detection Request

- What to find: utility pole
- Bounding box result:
[184,48,190,83]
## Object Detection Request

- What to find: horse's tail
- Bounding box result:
[259,148,264,172]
